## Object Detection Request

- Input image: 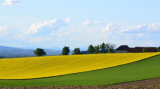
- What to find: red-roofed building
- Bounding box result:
[115,45,157,53]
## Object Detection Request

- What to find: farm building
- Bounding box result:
[115,45,157,53]
[115,45,129,53]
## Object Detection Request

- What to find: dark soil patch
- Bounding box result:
[113,77,160,86]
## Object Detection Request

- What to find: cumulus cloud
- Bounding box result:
[102,23,123,35]
[83,20,91,26]
[23,17,37,20]
[29,37,53,43]
[0,25,7,32]
[27,18,71,34]
[0,25,8,37]
[137,33,145,37]
[103,23,151,35]
[83,20,105,26]
[102,22,160,41]
[64,18,72,24]
[121,24,148,33]
[147,23,160,32]
[57,32,70,37]
[3,0,21,6]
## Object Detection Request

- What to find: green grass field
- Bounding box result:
[0,54,159,87]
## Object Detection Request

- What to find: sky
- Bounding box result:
[0,0,160,50]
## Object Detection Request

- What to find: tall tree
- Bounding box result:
[34,48,46,57]
[100,42,106,53]
[106,43,116,52]
[73,48,81,55]
[62,46,70,55]
[157,46,160,52]
[108,48,113,53]
[87,45,95,54]
[94,45,100,54]
[106,43,116,49]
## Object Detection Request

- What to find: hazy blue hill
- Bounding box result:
[0,46,62,58]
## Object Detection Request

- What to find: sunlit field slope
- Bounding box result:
[0,53,160,87]
[0,53,159,79]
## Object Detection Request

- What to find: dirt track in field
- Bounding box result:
[0,78,160,89]
[114,77,160,86]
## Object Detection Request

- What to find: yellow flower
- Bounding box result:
[0,52,159,79]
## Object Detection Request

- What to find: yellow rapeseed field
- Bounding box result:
[0,52,159,79]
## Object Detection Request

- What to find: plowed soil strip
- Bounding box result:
[113,77,160,86]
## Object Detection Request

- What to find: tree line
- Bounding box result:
[87,43,116,54]
[33,43,160,56]
[33,42,116,56]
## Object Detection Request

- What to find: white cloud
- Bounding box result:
[29,37,53,43]
[0,17,5,20]
[57,32,70,37]
[83,20,105,26]
[102,23,123,35]
[3,0,21,6]
[83,20,91,26]
[71,26,75,29]
[0,25,7,32]
[0,25,8,37]
[27,18,71,34]
[102,22,160,41]
[64,18,72,24]
[147,23,160,32]
[125,37,130,40]
[1,21,160,49]
[102,23,150,36]
[121,24,148,33]
[23,17,37,20]
[137,33,145,37]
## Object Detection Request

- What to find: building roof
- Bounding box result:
[116,45,157,52]
[116,45,129,50]
[127,47,157,52]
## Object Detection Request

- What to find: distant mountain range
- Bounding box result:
[0,46,62,58]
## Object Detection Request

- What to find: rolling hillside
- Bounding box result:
[0,46,62,58]
[0,53,159,79]
[0,53,159,86]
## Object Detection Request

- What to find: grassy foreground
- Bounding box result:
[0,53,159,79]
[0,54,160,87]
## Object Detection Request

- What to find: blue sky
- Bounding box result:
[0,0,160,49]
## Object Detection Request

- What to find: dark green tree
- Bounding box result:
[34,48,46,56]
[73,48,82,55]
[87,45,95,54]
[106,43,116,51]
[100,42,106,53]
[108,48,113,53]
[94,45,100,54]
[157,46,160,52]
[143,47,149,52]
[62,46,70,55]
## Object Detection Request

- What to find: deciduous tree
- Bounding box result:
[100,42,106,53]
[87,45,95,54]
[94,45,100,54]
[62,46,70,55]
[108,48,113,53]
[73,48,82,55]
[34,48,46,56]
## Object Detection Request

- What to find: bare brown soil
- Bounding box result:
[0,78,160,89]
[114,78,160,86]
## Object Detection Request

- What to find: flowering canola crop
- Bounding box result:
[0,52,159,79]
